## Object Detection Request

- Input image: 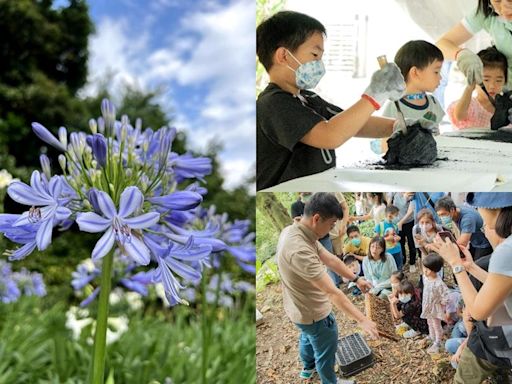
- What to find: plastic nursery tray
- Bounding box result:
[335,332,374,377]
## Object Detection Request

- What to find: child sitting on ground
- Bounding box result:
[362,236,398,298]
[420,252,450,353]
[372,40,445,154]
[341,254,362,295]
[343,224,371,262]
[375,205,403,270]
[390,270,405,299]
[447,46,508,130]
[389,279,429,338]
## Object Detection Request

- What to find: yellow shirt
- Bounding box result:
[343,236,371,256]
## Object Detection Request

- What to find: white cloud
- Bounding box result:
[85,0,255,189]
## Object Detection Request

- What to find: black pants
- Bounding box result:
[469,244,493,262]
[399,220,416,266]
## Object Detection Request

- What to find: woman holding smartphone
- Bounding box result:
[430,193,512,383]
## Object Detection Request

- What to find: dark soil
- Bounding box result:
[462,130,512,143]
[384,124,437,166]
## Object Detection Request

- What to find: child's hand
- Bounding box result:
[456,49,483,85]
[364,63,405,106]
[389,296,398,305]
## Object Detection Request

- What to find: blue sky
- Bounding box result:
[69,0,255,189]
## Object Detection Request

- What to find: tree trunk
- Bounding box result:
[256,193,291,232]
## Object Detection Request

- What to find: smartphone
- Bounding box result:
[438,231,465,259]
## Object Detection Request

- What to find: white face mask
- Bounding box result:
[399,294,412,304]
[420,223,433,232]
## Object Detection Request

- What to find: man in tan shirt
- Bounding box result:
[276,193,379,384]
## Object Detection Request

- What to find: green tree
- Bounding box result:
[0,0,93,170]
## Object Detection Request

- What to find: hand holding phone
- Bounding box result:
[438,231,466,259]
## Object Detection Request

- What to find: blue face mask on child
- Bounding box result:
[286,49,325,90]
[351,238,361,247]
[399,294,412,304]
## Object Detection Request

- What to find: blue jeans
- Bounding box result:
[319,235,333,253]
[445,337,465,368]
[296,313,338,384]
[445,320,467,368]
[391,250,403,270]
[327,268,342,287]
[451,320,467,339]
[320,236,340,286]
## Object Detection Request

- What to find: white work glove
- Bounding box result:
[392,118,440,137]
[363,63,406,107]
[456,49,483,85]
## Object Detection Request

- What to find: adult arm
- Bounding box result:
[398,201,414,230]
[430,238,512,320]
[436,22,474,60]
[318,246,372,293]
[457,233,471,248]
[310,272,379,338]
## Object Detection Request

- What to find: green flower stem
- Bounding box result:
[89,249,115,384]
[201,273,209,384]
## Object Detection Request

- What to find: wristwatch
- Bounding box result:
[351,275,360,283]
[452,265,465,274]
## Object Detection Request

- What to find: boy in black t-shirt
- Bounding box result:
[256,11,412,190]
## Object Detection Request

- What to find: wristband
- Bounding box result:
[351,275,360,283]
[361,94,381,110]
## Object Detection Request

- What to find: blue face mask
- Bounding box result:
[286,50,325,90]
[351,238,361,247]
[399,294,412,304]
[440,215,453,229]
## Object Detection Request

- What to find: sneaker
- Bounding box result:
[395,322,409,330]
[409,265,416,273]
[299,368,316,379]
[403,329,419,338]
[427,342,440,354]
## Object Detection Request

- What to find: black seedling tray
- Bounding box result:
[335,332,374,377]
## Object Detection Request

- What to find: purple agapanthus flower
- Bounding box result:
[145,235,212,305]
[71,262,100,291]
[167,153,212,182]
[32,123,67,151]
[120,270,153,296]
[86,134,107,167]
[6,171,72,251]
[76,186,160,264]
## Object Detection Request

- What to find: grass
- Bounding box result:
[0,295,255,384]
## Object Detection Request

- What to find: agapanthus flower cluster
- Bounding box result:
[0,99,253,305]
[0,260,46,303]
[72,253,152,307]
[190,205,256,274]
[180,272,255,309]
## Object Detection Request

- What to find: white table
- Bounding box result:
[264,130,512,192]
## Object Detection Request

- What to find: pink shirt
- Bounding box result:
[447,97,492,130]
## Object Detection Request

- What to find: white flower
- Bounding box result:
[125,291,143,311]
[106,316,129,344]
[66,308,93,340]
[155,283,170,307]
[109,288,123,305]
[0,169,13,189]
